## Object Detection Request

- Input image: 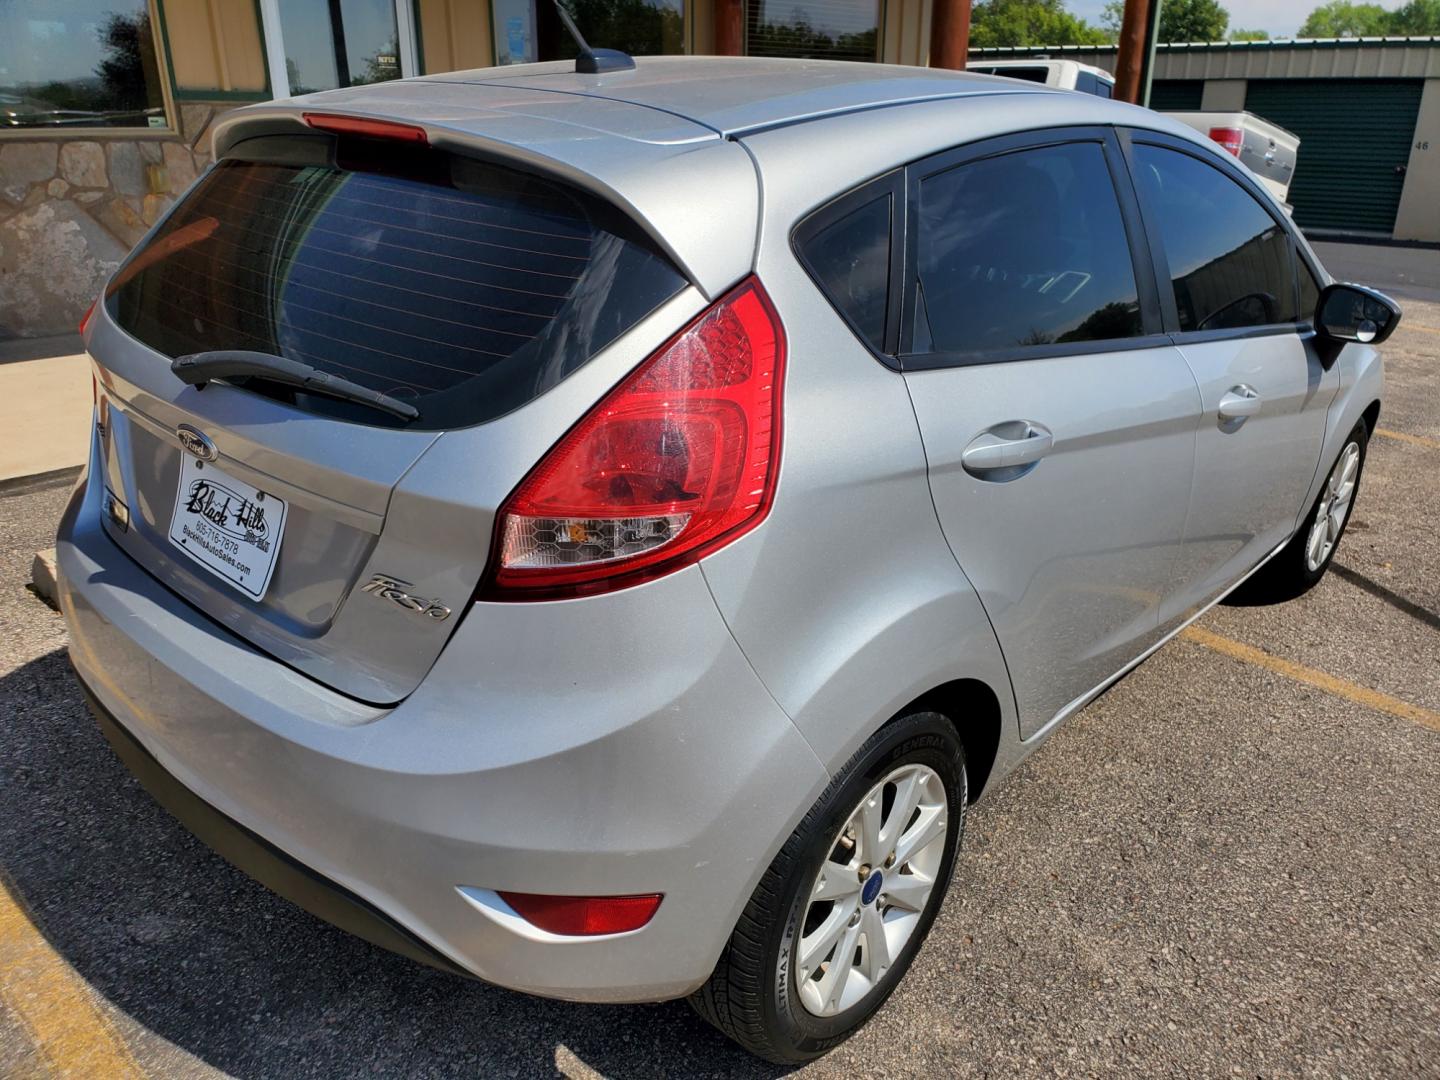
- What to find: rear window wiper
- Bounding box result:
[171,350,420,422]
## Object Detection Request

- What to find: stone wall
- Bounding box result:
[0,103,238,340]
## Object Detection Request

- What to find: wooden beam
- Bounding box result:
[1113,0,1151,104]
[930,0,973,71]
[714,0,743,56]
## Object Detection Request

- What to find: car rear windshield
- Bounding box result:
[105,135,687,429]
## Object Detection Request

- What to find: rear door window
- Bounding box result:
[1131,143,1299,332]
[105,137,686,429]
[913,141,1144,355]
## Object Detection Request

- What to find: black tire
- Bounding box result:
[689,711,966,1064]
[1227,420,1369,606]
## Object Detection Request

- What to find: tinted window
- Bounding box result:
[797,195,892,351]
[1132,144,1298,332]
[107,142,686,429]
[992,67,1051,84]
[915,142,1144,354]
[1298,254,1322,324]
[1095,78,1114,99]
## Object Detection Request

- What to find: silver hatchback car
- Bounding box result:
[58,56,1399,1062]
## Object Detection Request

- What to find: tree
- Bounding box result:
[1228,27,1270,39]
[970,0,1110,48]
[1103,0,1233,42]
[1157,0,1230,41]
[95,11,160,110]
[1388,0,1440,32]
[1297,0,1392,36]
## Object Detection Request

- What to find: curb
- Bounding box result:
[29,547,60,612]
[0,466,83,498]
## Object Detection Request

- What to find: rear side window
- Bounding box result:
[990,67,1051,84]
[795,194,892,352]
[914,141,1144,354]
[1131,144,1298,332]
[106,139,686,429]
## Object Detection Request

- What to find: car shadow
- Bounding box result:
[0,648,794,1079]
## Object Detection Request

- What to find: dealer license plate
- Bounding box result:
[168,455,286,600]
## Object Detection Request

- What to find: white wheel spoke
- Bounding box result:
[860,904,891,982]
[881,772,922,855]
[799,898,856,970]
[1306,520,1327,567]
[894,804,946,867]
[859,789,884,865]
[811,864,861,902]
[817,918,862,1014]
[882,870,934,913]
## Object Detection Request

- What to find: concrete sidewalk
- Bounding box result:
[0,344,91,485]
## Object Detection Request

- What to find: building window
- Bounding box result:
[492,0,685,65]
[746,0,881,62]
[259,0,418,97]
[1,0,168,130]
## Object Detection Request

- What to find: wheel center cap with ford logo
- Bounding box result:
[862,869,884,906]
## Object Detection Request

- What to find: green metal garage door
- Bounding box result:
[1244,79,1422,234]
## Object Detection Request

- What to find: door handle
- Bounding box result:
[962,421,1054,477]
[1217,385,1262,423]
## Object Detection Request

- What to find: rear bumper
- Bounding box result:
[80,676,473,980]
[57,444,828,1002]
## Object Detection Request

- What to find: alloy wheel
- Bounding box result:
[794,764,948,1017]
[1305,441,1361,572]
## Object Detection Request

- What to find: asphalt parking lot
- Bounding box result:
[2,249,1437,1078]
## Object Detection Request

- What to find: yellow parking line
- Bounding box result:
[1375,428,1440,451]
[0,879,145,1079]
[1180,625,1440,734]
[1404,323,1440,335]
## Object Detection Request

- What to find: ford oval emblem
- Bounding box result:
[176,424,217,462]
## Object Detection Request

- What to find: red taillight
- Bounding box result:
[498,892,662,936]
[481,276,785,601]
[1208,126,1244,158]
[78,300,96,336]
[302,112,428,144]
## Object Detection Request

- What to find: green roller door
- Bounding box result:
[1244,78,1422,234]
[1149,80,1204,111]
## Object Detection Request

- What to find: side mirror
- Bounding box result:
[1316,283,1402,347]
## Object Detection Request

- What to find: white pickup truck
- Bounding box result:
[967,59,1300,205]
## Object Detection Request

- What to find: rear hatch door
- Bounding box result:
[89,102,726,702]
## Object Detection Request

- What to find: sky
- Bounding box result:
[1068,0,1408,38]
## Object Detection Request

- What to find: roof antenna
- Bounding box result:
[553,1,635,74]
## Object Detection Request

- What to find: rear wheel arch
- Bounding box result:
[888,678,1002,802]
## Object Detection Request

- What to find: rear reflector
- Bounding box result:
[1208,126,1244,158]
[302,113,428,144]
[481,276,785,601]
[498,892,662,936]
[79,300,96,336]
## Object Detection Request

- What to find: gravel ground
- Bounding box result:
[1,297,1436,1078]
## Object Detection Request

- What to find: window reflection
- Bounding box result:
[916,143,1144,354]
[746,0,881,62]
[280,0,401,95]
[1,1,166,129]
[494,0,685,65]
